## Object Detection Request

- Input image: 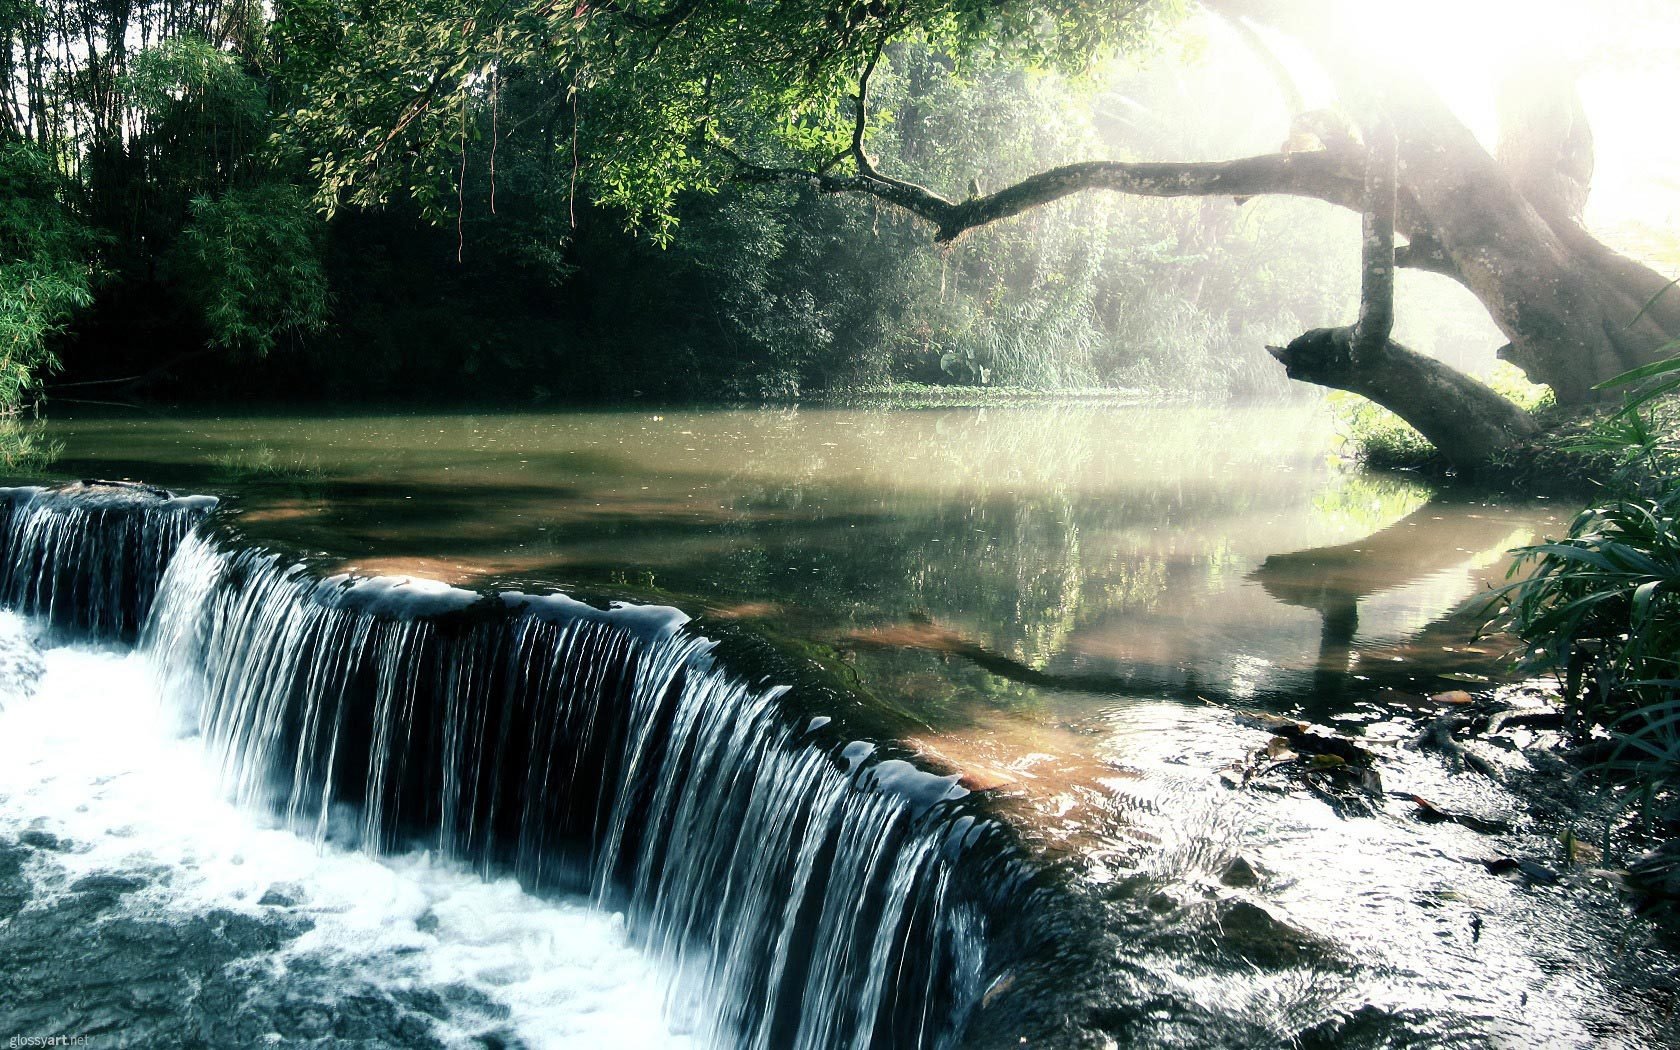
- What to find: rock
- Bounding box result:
[1407,795,1510,834]
[0,840,31,921]
[1144,891,1178,914]
[18,829,66,852]
[1219,856,1262,888]
[1481,856,1560,885]
[69,873,146,896]
[1214,899,1329,968]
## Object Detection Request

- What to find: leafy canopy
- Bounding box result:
[0,144,95,411]
[276,0,1173,239]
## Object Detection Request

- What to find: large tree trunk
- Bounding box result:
[1381,77,1676,406]
[1219,0,1680,406]
[1271,106,1541,468]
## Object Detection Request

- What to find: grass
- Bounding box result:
[207,446,326,482]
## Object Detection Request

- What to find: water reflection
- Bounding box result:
[15,405,1555,721]
[1250,501,1535,707]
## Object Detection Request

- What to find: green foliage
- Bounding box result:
[0,0,1385,407]
[1588,341,1680,477]
[1605,351,1680,413]
[0,417,64,471]
[169,184,331,354]
[274,0,1172,235]
[0,144,95,411]
[1497,333,1680,845]
[1326,393,1423,470]
[1505,491,1680,719]
[124,34,267,125]
[1501,486,1680,839]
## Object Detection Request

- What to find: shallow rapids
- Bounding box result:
[0,613,687,1048]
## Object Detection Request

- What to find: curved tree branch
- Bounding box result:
[1393,230,1460,281]
[722,146,1366,242]
[713,28,1366,242]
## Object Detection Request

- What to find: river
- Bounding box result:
[1,403,1673,1047]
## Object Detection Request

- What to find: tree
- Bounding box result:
[284,0,1678,467]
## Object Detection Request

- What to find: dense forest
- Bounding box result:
[4,0,1547,409]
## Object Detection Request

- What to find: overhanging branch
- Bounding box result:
[720,146,1365,242]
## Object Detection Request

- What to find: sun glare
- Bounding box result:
[1308,0,1679,264]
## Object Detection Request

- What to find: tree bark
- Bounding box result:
[1268,328,1538,467]
[1269,111,1539,468]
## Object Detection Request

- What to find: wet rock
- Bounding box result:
[69,873,147,896]
[1233,715,1386,817]
[1481,856,1560,885]
[435,983,510,1020]
[1295,1003,1429,1048]
[257,883,302,907]
[1145,891,1179,914]
[1407,794,1511,834]
[19,829,67,851]
[1214,900,1331,969]
[0,840,31,920]
[1629,840,1680,903]
[0,846,483,1049]
[1218,856,1262,888]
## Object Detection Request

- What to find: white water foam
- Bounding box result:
[0,612,691,1049]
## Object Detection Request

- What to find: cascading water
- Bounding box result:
[0,481,217,641]
[0,482,1036,1050]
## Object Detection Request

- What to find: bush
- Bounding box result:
[0,144,95,411]
[1502,485,1680,841]
[169,184,331,354]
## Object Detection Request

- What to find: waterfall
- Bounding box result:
[0,482,217,642]
[119,523,1021,1049]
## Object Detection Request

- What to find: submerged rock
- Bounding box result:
[18,829,67,852]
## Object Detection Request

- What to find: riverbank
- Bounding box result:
[1341,391,1680,497]
[818,382,1161,410]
